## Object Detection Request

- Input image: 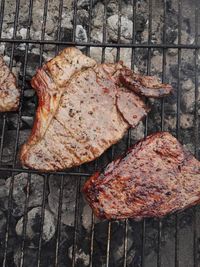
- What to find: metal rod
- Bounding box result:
[2,0,21,265]
[106,221,111,267]
[72,176,81,267]
[193,1,199,266]
[101,0,108,64]
[12,0,34,166]
[2,173,15,267]
[36,175,48,267]
[39,0,49,66]
[19,174,31,267]
[0,38,199,48]
[0,0,5,35]
[72,0,78,42]
[141,219,146,267]
[54,175,64,267]
[52,2,65,266]
[175,1,182,266]
[0,166,91,176]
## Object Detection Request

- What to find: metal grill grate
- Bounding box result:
[0,0,200,266]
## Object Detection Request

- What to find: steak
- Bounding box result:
[20,47,172,171]
[0,56,20,112]
[83,132,200,220]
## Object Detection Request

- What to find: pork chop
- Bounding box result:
[0,56,20,112]
[83,132,200,220]
[20,47,172,171]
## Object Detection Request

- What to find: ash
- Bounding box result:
[0,0,200,266]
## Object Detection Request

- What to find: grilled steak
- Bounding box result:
[20,47,172,171]
[0,56,20,112]
[83,132,200,220]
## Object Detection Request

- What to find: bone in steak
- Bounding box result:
[0,56,20,112]
[83,132,200,220]
[20,47,172,171]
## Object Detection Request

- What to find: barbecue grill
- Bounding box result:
[0,0,199,266]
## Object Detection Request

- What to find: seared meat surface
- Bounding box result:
[0,56,20,112]
[83,132,200,220]
[20,47,172,171]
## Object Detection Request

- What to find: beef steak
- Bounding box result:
[83,132,200,220]
[0,56,20,112]
[20,47,172,171]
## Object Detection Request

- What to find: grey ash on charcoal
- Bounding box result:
[0,0,199,266]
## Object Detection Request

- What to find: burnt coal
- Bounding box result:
[48,175,76,226]
[5,173,47,217]
[16,207,55,247]
[0,180,9,211]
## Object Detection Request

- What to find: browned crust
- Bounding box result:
[119,68,173,98]
[20,47,173,171]
[82,132,199,220]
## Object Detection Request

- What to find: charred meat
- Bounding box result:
[83,132,200,220]
[20,47,172,171]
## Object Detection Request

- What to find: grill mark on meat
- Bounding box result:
[83,132,200,220]
[51,117,87,163]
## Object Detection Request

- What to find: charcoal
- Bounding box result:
[16,207,55,246]
[48,175,76,226]
[5,173,47,217]
[68,246,90,266]
[0,210,6,239]
[75,25,88,43]
[107,15,133,43]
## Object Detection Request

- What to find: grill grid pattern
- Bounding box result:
[0,0,199,266]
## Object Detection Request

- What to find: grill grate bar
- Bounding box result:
[194,0,199,160]
[141,220,146,267]
[2,0,22,265]
[88,0,103,263]
[72,0,78,42]
[101,0,108,64]
[53,1,65,266]
[34,1,51,266]
[0,0,5,34]
[12,0,34,171]
[0,115,6,163]
[2,172,16,267]
[193,1,199,266]
[123,1,137,265]
[0,0,5,163]
[175,1,183,266]
[36,175,48,267]
[0,166,92,176]
[123,219,128,267]
[14,3,37,258]
[89,213,95,267]
[106,221,112,267]
[106,1,123,266]
[157,0,168,265]
[87,0,93,44]
[54,175,64,267]
[1,37,200,48]
[39,0,49,66]
[72,177,81,267]
[56,0,64,54]
[142,1,153,265]
[19,174,31,267]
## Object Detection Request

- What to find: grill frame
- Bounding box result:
[0,0,199,266]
